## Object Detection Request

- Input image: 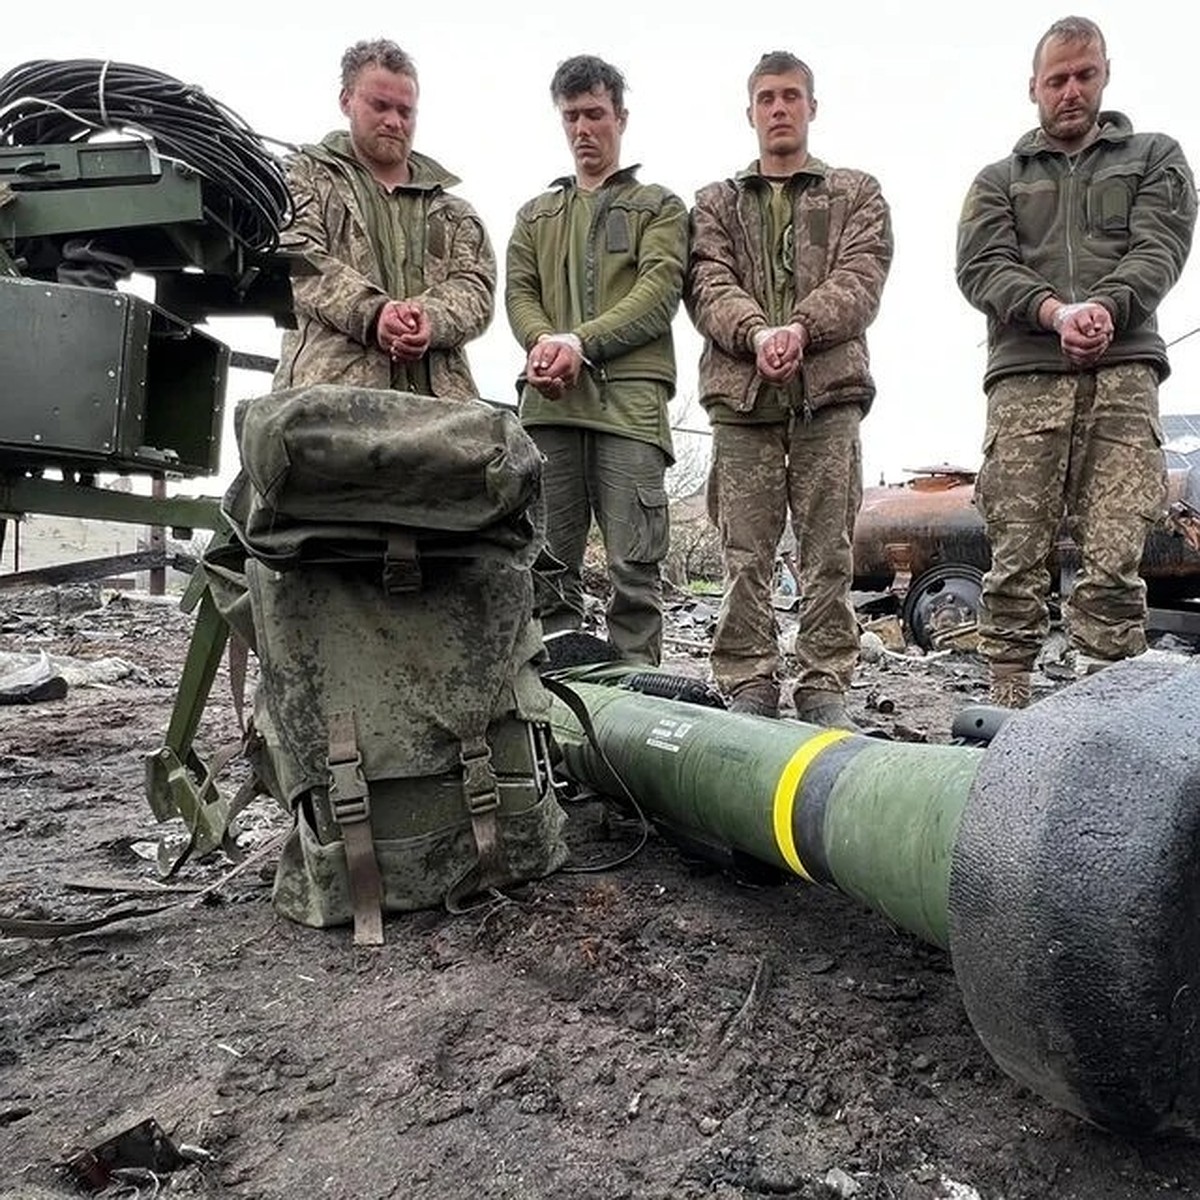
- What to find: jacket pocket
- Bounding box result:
[423,207,457,284]
[700,343,758,413]
[1087,165,1139,235]
[801,340,871,406]
[1011,179,1058,237]
[606,209,631,254]
[426,209,448,262]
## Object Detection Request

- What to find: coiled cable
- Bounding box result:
[0,58,293,254]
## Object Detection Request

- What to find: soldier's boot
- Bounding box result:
[1068,648,1122,678]
[728,680,780,718]
[794,688,862,732]
[988,663,1032,709]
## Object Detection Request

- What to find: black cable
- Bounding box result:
[1167,324,1200,349]
[619,671,727,709]
[0,58,293,254]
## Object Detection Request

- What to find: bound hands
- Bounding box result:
[526,333,584,400]
[1044,299,1113,368]
[377,299,431,362]
[753,322,808,384]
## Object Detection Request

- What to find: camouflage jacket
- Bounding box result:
[686,158,892,418]
[274,133,496,399]
[505,166,687,393]
[956,111,1196,389]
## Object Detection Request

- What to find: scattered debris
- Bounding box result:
[861,614,906,650]
[0,649,67,704]
[938,1177,984,1200]
[4,577,1200,1195]
[65,1117,206,1192]
[858,630,887,663]
[823,1166,862,1197]
[709,955,772,1066]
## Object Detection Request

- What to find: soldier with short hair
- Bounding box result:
[275,38,495,398]
[505,55,688,665]
[957,15,1197,708]
[686,50,893,725]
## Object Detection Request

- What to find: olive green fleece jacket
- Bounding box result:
[956,111,1196,389]
[504,166,688,428]
[274,132,495,399]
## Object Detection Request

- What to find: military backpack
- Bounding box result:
[206,385,569,944]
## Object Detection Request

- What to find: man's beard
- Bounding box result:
[1045,103,1097,141]
[367,132,408,163]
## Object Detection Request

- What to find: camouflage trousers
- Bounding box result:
[529,426,669,666]
[976,365,1166,667]
[707,405,862,696]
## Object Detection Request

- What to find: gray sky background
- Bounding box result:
[10,0,1200,489]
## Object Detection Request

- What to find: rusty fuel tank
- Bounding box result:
[853,464,1200,606]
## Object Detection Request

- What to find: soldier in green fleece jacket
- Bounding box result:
[505,55,688,666]
[957,15,1196,709]
[275,39,495,399]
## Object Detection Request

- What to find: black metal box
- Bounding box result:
[0,277,227,476]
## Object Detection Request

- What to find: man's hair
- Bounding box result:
[340,39,418,92]
[748,51,815,99]
[550,55,627,112]
[1032,16,1107,73]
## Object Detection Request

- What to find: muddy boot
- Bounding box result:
[794,688,861,732]
[728,680,780,717]
[988,663,1031,709]
[1068,648,1121,678]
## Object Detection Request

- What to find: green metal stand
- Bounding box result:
[143,524,240,867]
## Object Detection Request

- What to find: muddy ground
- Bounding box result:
[2,581,1200,1199]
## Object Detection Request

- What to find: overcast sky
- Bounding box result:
[9,0,1200,489]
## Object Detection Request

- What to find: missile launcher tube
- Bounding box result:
[549,680,981,949]
[547,657,1200,1139]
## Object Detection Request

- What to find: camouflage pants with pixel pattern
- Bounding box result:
[976,364,1166,667]
[707,405,862,697]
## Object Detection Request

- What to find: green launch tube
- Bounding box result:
[549,678,980,950]
[546,656,1200,1139]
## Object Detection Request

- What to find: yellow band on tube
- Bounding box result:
[772,728,852,881]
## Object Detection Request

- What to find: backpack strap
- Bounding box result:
[382,530,422,593]
[461,736,509,879]
[0,831,285,940]
[445,735,510,912]
[326,711,384,946]
[228,632,250,734]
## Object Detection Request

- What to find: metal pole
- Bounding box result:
[148,475,166,595]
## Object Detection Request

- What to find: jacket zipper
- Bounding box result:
[736,186,764,412]
[1065,155,1080,301]
[586,189,613,397]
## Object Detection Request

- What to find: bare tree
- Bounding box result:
[664,395,721,585]
[665,393,712,501]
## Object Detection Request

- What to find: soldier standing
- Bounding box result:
[686,51,893,725]
[275,39,495,398]
[957,15,1197,708]
[505,55,688,666]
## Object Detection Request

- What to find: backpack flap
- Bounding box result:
[234,386,543,534]
[220,467,545,575]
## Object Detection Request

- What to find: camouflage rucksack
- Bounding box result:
[206,385,569,944]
